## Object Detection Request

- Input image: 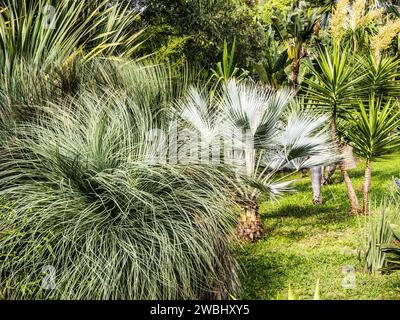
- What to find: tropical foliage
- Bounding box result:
[0,62,240,300]
[342,98,400,213]
[175,80,337,240]
[1,0,400,301]
[133,0,264,68]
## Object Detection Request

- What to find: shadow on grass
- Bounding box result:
[236,249,306,299]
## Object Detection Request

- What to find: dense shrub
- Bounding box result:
[132,0,265,69]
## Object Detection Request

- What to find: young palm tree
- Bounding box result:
[342,97,400,214]
[304,45,365,213]
[175,80,338,241]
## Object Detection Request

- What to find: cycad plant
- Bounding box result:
[176,80,337,241]
[0,63,239,300]
[342,97,400,214]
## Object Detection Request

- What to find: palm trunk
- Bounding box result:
[331,118,359,213]
[340,164,359,213]
[362,160,372,214]
[311,166,323,204]
[237,202,265,242]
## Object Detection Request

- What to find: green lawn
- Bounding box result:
[235,153,400,300]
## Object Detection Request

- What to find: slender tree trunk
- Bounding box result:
[331,119,360,213]
[237,202,265,242]
[362,160,372,214]
[340,164,359,213]
[322,163,337,185]
[311,166,323,204]
[291,59,300,90]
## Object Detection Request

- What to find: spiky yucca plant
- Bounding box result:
[304,45,366,212]
[357,53,400,101]
[0,83,239,299]
[342,97,400,214]
[364,197,400,274]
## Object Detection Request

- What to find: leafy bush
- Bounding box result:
[134,0,264,69]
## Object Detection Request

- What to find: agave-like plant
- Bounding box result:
[364,195,400,274]
[175,80,337,241]
[0,62,239,299]
[380,223,400,272]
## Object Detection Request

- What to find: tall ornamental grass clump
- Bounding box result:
[0,84,239,299]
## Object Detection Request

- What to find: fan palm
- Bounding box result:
[175,80,337,241]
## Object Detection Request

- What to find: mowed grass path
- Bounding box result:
[235,153,400,300]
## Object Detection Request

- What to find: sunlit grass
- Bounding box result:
[236,153,400,300]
